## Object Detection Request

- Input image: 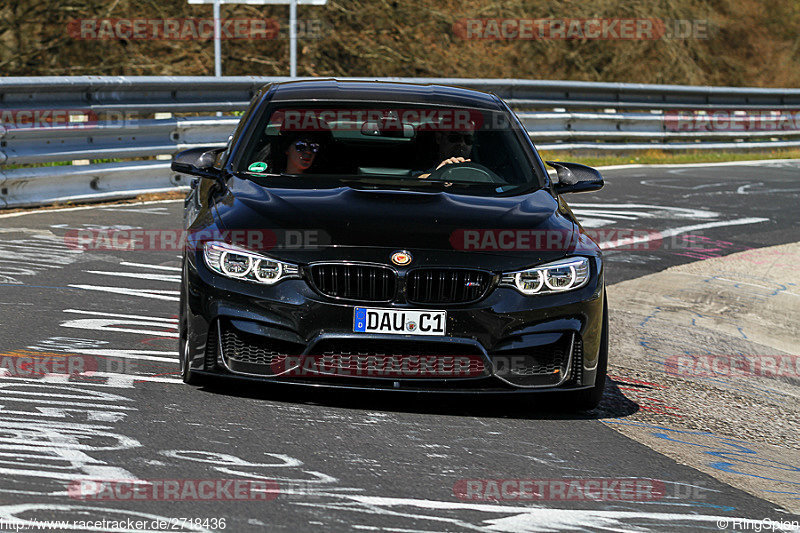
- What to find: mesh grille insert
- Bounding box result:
[492,334,575,387]
[204,320,219,370]
[309,339,489,379]
[220,322,302,370]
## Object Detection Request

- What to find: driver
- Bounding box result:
[416,124,476,180]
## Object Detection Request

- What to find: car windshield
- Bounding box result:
[235,103,543,196]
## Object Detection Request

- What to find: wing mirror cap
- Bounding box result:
[172,147,225,180]
[546,161,604,194]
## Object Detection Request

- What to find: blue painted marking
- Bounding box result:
[606,422,800,494]
[686,501,737,512]
[708,461,800,487]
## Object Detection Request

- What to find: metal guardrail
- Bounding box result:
[0,117,236,165]
[4,76,800,112]
[0,161,178,208]
[2,76,800,208]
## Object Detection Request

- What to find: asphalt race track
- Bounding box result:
[0,160,798,532]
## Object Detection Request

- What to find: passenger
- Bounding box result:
[283,134,323,174]
[250,122,331,175]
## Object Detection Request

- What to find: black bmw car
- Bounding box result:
[174,79,608,410]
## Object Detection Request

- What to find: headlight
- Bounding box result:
[203,241,299,285]
[501,257,590,295]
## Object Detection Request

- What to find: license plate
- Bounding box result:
[354,307,446,336]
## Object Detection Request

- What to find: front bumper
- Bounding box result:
[183,250,604,394]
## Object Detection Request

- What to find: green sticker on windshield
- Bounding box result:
[248,161,268,173]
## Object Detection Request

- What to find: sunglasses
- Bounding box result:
[446,133,475,145]
[294,140,320,153]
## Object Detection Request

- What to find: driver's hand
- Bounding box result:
[418,157,471,179]
[435,157,471,170]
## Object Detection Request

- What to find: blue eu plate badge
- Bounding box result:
[354,307,367,332]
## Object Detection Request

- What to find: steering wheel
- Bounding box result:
[426,161,502,183]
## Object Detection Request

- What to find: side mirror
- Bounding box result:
[546,161,604,194]
[172,147,225,181]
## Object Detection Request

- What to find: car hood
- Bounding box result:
[212,177,580,270]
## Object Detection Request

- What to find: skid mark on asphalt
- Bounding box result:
[68,261,182,302]
[0,233,87,285]
[60,309,179,340]
[670,234,753,261]
[0,379,139,490]
[0,299,193,530]
[160,450,355,492]
[153,448,788,532]
[298,496,800,532]
[55,311,179,380]
[570,203,721,228]
[607,374,684,418]
[598,217,769,251]
[7,259,188,386]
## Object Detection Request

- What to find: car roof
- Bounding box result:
[266,79,505,110]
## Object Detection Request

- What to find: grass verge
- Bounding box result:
[538,147,800,167]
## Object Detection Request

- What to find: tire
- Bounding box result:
[565,291,608,411]
[179,281,205,386]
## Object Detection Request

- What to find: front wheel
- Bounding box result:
[565,292,608,411]
[179,287,205,386]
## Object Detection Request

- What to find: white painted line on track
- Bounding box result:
[0,199,181,219]
[0,373,180,388]
[119,262,181,271]
[60,318,179,338]
[64,348,177,363]
[569,203,720,219]
[63,309,177,322]
[600,217,770,250]
[86,271,181,283]
[67,285,180,301]
[590,157,800,171]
